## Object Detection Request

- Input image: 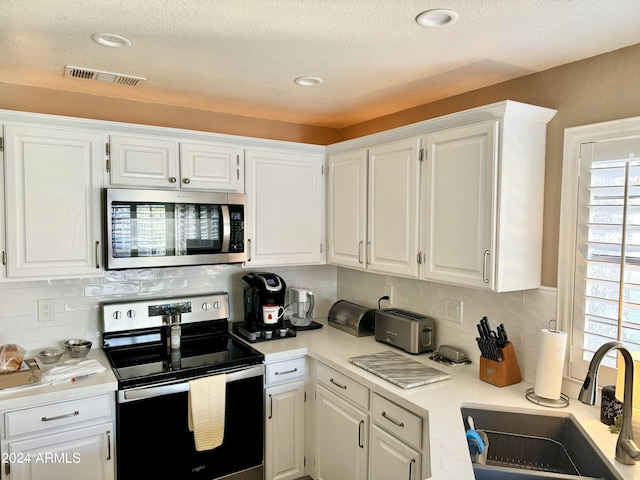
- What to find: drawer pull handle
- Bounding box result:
[106,429,112,461]
[275,368,298,376]
[42,410,80,422]
[330,378,347,389]
[409,458,416,479]
[382,411,405,428]
[358,419,365,448]
[268,394,273,419]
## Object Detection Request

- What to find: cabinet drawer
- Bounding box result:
[317,362,369,410]
[5,394,113,438]
[265,357,306,386]
[371,393,422,449]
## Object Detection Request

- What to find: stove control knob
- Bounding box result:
[213,301,222,310]
[113,311,122,320]
[127,309,135,319]
[202,302,212,311]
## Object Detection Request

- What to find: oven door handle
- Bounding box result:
[119,364,264,403]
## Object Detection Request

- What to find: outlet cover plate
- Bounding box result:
[444,298,463,323]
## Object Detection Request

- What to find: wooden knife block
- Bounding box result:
[479,342,522,387]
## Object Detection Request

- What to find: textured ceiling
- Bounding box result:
[2,1,640,128]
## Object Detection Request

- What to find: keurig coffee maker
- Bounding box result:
[242,272,287,329]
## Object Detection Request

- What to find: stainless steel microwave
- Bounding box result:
[105,188,247,270]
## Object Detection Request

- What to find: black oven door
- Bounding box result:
[116,365,264,480]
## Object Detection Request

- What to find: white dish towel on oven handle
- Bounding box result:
[188,373,226,451]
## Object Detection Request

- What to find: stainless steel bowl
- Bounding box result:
[37,348,65,364]
[63,339,92,358]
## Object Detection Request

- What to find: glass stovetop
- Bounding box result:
[104,334,263,388]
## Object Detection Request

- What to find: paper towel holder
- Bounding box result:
[525,320,570,408]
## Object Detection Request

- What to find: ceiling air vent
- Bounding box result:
[64,65,146,87]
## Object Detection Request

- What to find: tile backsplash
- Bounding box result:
[0,264,557,385]
[0,265,337,354]
[336,268,558,384]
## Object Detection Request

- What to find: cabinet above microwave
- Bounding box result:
[105,188,247,270]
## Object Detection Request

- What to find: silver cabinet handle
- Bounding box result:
[42,410,79,422]
[409,458,416,480]
[95,241,100,269]
[483,250,490,284]
[275,368,298,376]
[268,393,273,419]
[358,419,365,448]
[168,176,177,183]
[381,411,405,427]
[329,378,347,390]
[183,178,191,184]
[106,429,112,460]
[358,240,364,264]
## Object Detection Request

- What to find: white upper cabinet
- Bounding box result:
[245,148,325,266]
[421,112,552,291]
[108,134,178,188]
[327,136,422,277]
[108,134,241,191]
[367,137,422,277]
[179,141,241,191]
[2,124,103,278]
[328,100,555,291]
[327,149,368,269]
[421,121,496,289]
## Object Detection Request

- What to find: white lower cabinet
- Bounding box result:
[6,422,114,480]
[313,362,429,480]
[370,425,421,480]
[264,357,307,480]
[1,393,115,480]
[370,393,425,480]
[315,385,368,480]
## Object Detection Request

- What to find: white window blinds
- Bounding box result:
[572,138,640,378]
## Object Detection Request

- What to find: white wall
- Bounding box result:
[0,265,337,355]
[337,268,558,384]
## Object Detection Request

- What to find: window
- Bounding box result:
[559,118,640,384]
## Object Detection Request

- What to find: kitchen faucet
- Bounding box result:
[579,341,640,464]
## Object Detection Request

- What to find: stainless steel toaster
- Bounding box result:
[375,309,436,354]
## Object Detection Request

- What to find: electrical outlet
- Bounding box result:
[444,298,463,323]
[37,299,55,322]
[384,284,394,305]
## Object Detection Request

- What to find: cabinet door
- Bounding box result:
[265,381,305,480]
[245,149,325,266]
[327,149,368,269]
[422,121,497,289]
[369,425,421,480]
[6,422,114,480]
[368,137,422,277]
[179,142,242,192]
[109,134,178,187]
[316,385,368,480]
[3,125,102,278]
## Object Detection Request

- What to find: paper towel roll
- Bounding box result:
[534,328,568,400]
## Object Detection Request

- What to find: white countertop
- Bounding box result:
[2,323,639,480]
[249,319,640,480]
[0,349,118,411]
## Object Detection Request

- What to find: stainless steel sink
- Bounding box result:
[460,406,623,480]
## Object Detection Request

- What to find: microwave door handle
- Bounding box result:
[221,205,231,252]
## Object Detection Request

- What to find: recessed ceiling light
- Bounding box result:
[91,33,132,48]
[294,76,323,87]
[415,9,459,27]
